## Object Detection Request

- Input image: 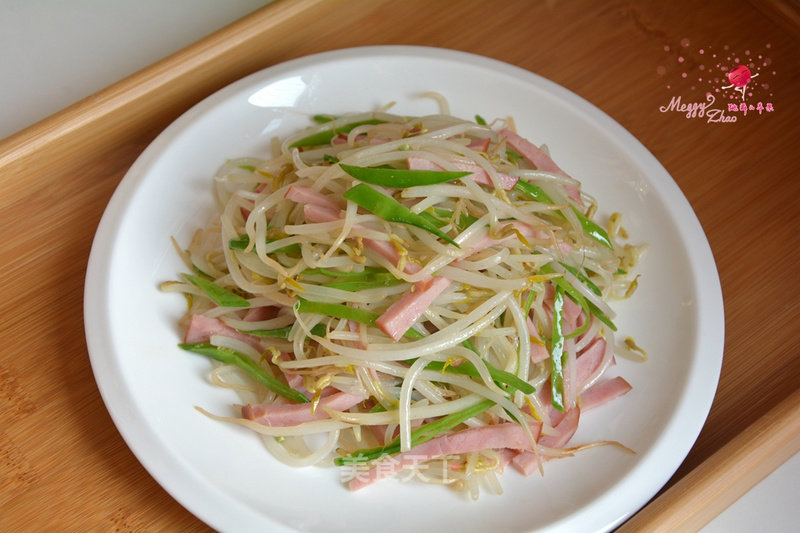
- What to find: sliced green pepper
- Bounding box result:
[179,342,308,403]
[301,266,387,278]
[419,360,534,395]
[540,264,617,332]
[550,285,566,412]
[301,266,405,292]
[343,184,459,247]
[428,207,479,231]
[181,273,250,308]
[289,119,386,148]
[514,181,613,249]
[340,164,469,188]
[297,298,379,326]
[559,262,602,296]
[243,323,326,339]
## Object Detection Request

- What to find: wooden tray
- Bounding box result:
[2,0,798,530]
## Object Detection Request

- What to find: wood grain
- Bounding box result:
[618,388,800,531]
[1,0,798,530]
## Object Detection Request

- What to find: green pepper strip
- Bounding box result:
[523,288,537,315]
[419,211,447,228]
[550,285,566,412]
[191,264,213,279]
[343,184,459,247]
[541,264,617,332]
[181,273,250,308]
[429,207,479,231]
[301,266,387,278]
[301,267,405,291]
[340,164,470,188]
[514,181,613,249]
[297,299,379,326]
[179,342,309,403]
[559,262,602,296]
[418,360,534,395]
[334,398,495,465]
[289,119,386,148]
[312,114,336,124]
[229,234,301,255]
[242,324,326,339]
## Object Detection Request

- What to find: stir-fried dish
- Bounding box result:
[162,99,646,498]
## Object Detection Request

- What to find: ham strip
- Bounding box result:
[242,305,279,322]
[242,391,364,427]
[183,314,262,352]
[464,220,545,257]
[285,184,341,212]
[510,407,580,475]
[348,419,543,490]
[375,276,451,341]
[580,377,632,411]
[511,377,631,475]
[467,137,490,152]
[575,337,607,386]
[526,317,550,363]
[407,157,519,191]
[501,128,582,205]
[537,407,580,449]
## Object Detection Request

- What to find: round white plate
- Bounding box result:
[84,46,724,533]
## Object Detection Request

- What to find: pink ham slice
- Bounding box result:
[526,317,550,363]
[575,337,607,387]
[407,157,519,191]
[242,305,279,322]
[510,407,580,475]
[375,276,451,341]
[537,406,581,449]
[285,185,341,212]
[348,419,543,490]
[580,376,632,411]
[183,314,263,352]
[242,391,364,427]
[501,128,583,205]
[511,376,632,475]
[464,220,546,257]
[467,137,490,152]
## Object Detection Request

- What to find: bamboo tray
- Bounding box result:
[2,0,798,530]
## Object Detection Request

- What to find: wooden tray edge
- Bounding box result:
[618,388,800,531]
[1,1,795,527]
[0,0,327,196]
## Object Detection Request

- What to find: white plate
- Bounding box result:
[84,46,724,533]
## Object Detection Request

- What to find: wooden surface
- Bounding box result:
[618,388,800,532]
[1,0,798,530]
